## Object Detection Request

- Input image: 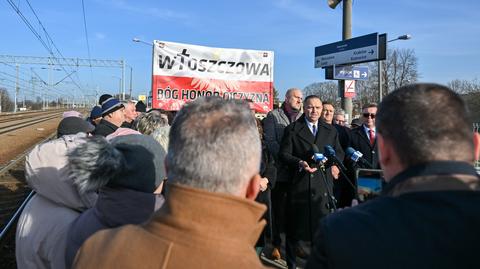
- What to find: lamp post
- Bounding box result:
[132,37,154,108]
[378,34,412,102]
[132,37,153,46]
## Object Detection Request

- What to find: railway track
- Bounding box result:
[0,110,65,124]
[0,113,63,135]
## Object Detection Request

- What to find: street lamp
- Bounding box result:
[378,34,412,102]
[132,37,154,107]
[132,37,153,46]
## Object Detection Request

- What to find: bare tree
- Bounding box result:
[0,88,14,112]
[303,82,340,105]
[447,78,480,94]
[357,48,419,101]
[447,78,480,122]
[384,48,419,94]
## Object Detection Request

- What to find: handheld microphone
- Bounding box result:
[324,145,347,171]
[346,147,373,168]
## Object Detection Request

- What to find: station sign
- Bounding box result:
[315,33,386,68]
[325,65,369,80]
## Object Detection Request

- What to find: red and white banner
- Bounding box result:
[151,40,274,113]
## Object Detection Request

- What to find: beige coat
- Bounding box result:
[73,183,269,269]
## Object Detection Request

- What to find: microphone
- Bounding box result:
[346,147,373,168]
[311,144,328,165]
[323,145,347,171]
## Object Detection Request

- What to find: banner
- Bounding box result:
[152,40,274,113]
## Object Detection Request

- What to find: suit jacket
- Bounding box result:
[263,104,302,182]
[306,161,480,269]
[280,115,344,241]
[348,125,380,169]
[73,183,268,269]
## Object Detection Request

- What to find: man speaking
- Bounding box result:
[307,83,480,268]
[280,95,343,269]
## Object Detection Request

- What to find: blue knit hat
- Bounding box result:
[101,97,124,116]
[90,106,102,119]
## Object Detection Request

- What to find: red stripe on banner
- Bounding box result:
[151,76,273,113]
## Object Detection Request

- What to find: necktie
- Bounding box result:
[312,125,317,136]
[369,129,375,146]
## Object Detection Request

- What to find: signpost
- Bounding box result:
[315,32,386,68]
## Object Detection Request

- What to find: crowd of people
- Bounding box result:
[14,83,480,269]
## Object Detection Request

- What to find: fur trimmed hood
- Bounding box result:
[68,134,166,194]
[25,133,97,210]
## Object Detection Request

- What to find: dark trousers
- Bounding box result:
[271,181,289,247]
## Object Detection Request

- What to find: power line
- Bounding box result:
[81,0,94,83]
[6,0,86,95]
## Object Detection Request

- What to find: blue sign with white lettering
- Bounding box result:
[334,65,369,81]
[315,33,382,68]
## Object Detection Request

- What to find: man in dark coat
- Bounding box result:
[341,103,380,207]
[263,88,303,259]
[306,83,480,269]
[93,97,125,137]
[280,95,343,269]
[348,103,380,169]
[321,103,352,208]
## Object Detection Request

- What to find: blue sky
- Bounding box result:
[0,0,478,102]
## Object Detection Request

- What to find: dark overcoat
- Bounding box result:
[280,115,344,241]
[348,126,380,169]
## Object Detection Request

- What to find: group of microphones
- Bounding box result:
[311,145,373,172]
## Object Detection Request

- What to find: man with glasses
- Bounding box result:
[349,103,380,169]
[307,83,480,269]
[340,103,380,207]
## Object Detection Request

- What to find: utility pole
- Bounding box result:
[339,0,353,120]
[14,64,20,113]
[129,66,133,99]
[122,60,126,100]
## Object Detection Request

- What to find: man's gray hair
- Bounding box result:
[166,97,261,195]
[334,108,345,116]
[134,110,169,135]
[151,126,170,153]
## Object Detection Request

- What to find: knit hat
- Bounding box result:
[99,94,112,105]
[68,135,166,194]
[101,97,124,116]
[57,117,95,138]
[62,111,82,118]
[135,101,147,113]
[106,128,142,140]
[90,106,102,119]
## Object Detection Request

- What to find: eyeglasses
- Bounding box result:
[363,113,376,119]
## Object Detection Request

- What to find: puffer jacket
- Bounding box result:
[15,133,97,269]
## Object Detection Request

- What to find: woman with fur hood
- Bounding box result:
[15,117,97,269]
[64,134,167,268]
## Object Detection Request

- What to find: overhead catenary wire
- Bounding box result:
[6,0,87,98]
[81,0,94,84]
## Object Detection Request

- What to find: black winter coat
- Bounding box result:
[280,115,344,241]
[306,161,480,269]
